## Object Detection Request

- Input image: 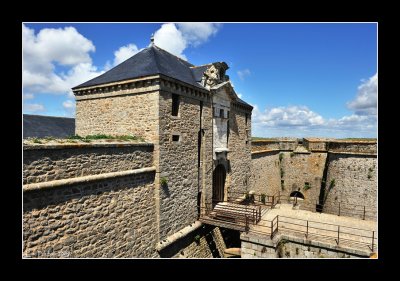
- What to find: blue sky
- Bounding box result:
[23,23,377,138]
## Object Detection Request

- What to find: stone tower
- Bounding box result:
[72,42,253,241]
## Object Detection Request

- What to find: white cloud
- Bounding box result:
[252,74,377,138]
[252,105,376,138]
[23,24,104,96]
[23,24,95,73]
[154,23,222,59]
[23,93,34,100]
[253,105,325,128]
[347,73,377,115]
[63,100,75,109]
[176,23,221,47]
[154,23,187,59]
[24,103,45,113]
[113,44,140,66]
[23,23,222,118]
[237,69,251,81]
[62,100,76,117]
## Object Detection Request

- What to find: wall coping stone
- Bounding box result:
[329,140,377,144]
[23,166,156,192]
[251,149,280,155]
[23,142,154,150]
[156,221,203,252]
[328,151,377,156]
[252,139,295,143]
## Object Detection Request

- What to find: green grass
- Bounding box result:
[27,134,143,144]
[66,134,142,141]
[67,134,84,140]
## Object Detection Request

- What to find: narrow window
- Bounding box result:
[227,120,230,145]
[213,107,219,117]
[245,113,249,125]
[220,109,224,119]
[172,135,180,142]
[172,94,180,116]
[198,101,203,168]
[198,130,202,167]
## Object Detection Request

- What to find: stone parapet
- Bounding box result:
[23,142,154,185]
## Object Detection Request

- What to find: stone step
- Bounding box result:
[224,248,241,257]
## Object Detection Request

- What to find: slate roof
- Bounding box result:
[23,114,75,138]
[190,65,210,82]
[236,97,253,108]
[73,45,206,90]
[73,44,252,109]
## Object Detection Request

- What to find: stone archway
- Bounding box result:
[290,190,305,207]
[289,190,305,200]
[212,164,226,207]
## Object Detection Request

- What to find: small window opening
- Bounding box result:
[172,135,180,142]
[220,109,224,119]
[172,94,180,116]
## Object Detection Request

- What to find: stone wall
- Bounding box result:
[249,140,377,220]
[304,139,328,151]
[23,143,158,258]
[250,151,280,196]
[328,140,376,154]
[23,172,157,258]
[324,153,377,220]
[227,104,252,196]
[76,90,159,143]
[201,103,214,208]
[23,143,153,184]
[158,89,211,239]
[158,225,226,258]
[279,140,297,151]
[280,152,327,204]
[251,140,280,152]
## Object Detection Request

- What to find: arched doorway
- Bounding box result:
[289,191,305,200]
[289,190,305,206]
[212,164,226,207]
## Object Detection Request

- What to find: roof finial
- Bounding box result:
[150,33,154,45]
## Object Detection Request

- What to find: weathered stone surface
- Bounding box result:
[76,90,160,143]
[250,141,377,220]
[227,104,252,196]
[23,172,158,258]
[23,144,153,184]
[241,234,366,258]
[280,151,327,204]
[158,225,226,258]
[251,151,280,196]
[328,141,376,154]
[158,90,211,239]
[324,153,377,220]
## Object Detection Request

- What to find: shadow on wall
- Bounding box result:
[229,110,239,135]
[157,224,222,258]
